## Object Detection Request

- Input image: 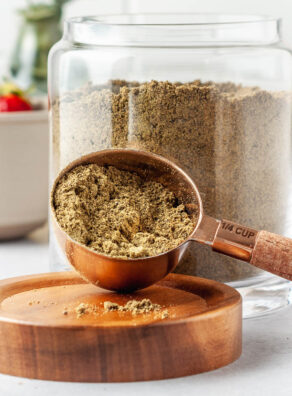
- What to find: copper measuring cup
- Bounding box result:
[51,149,292,291]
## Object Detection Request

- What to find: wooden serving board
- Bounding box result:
[0,272,242,382]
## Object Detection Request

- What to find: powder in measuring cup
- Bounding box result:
[52,163,197,259]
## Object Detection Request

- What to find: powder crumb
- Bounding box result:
[28,300,40,306]
[75,303,101,318]
[75,303,89,318]
[161,310,169,319]
[121,299,161,315]
[53,164,197,259]
[104,301,119,311]
[103,298,168,319]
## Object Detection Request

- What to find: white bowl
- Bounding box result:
[0,109,49,239]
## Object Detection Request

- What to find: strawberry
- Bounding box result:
[0,94,32,112]
[0,80,33,112]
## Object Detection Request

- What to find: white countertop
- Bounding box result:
[0,225,292,396]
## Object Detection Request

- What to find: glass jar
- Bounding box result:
[48,14,292,317]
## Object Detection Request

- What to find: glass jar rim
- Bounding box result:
[63,13,281,47]
[66,13,279,26]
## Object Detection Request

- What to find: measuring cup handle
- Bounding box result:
[250,231,292,281]
[210,218,292,281]
[193,216,292,280]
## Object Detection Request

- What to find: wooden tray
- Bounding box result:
[0,272,242,382]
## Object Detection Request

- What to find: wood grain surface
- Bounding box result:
[0,272,242,382]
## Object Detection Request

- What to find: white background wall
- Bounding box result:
[1,0,292,74]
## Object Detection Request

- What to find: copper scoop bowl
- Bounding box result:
[51,149,292,291]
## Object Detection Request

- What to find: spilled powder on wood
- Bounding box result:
[73,299,169,320]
